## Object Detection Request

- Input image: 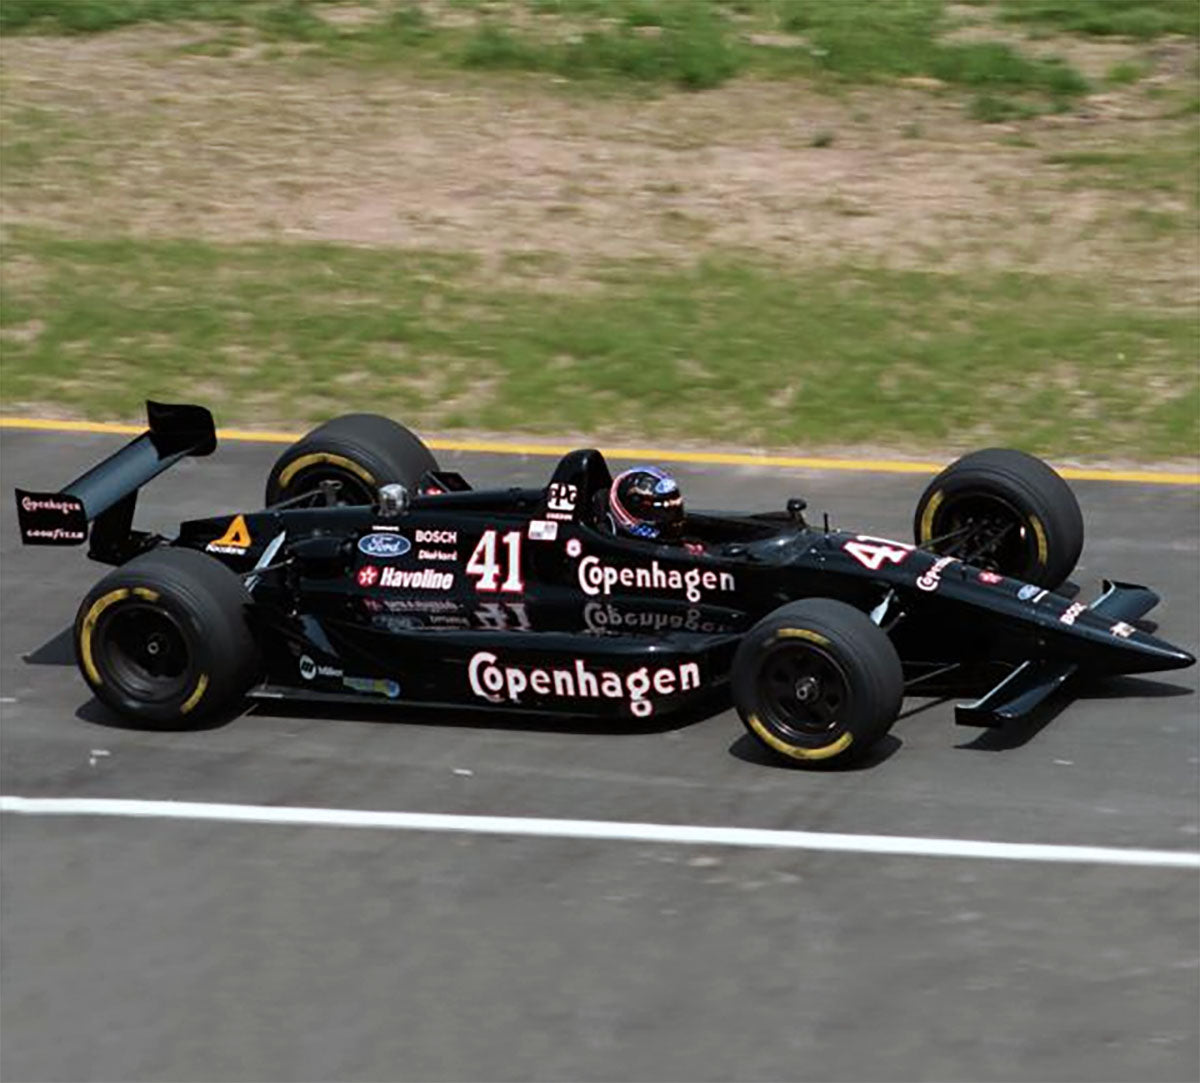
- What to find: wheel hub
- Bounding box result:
[794,675,820,703]
[100,604,191,701]
[759,643,849,739]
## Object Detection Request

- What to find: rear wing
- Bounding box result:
[15,401,216,563]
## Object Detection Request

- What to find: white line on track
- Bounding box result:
[3,796,1198,869]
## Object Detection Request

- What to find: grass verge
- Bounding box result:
[994,0,1199,40]
[1,0,1093,103]
[1,231,1195,460]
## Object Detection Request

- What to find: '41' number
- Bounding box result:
[466,529,524,593]
[843,535,913,571]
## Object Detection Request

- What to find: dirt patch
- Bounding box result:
[1,27,1196,298]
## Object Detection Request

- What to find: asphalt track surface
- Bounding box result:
[1,427,1197,1083]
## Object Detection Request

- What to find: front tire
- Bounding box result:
[265,413,439,507]
[732,598,903,767]
[913,448,1083,588]
[74,548,260,728]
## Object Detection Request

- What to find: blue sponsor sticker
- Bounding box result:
[1017,583,1040,601]
[358,532,412,558]
[343,676,402,699]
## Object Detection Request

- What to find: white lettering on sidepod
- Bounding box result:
[468,651,700,718]
[577,556,734,604]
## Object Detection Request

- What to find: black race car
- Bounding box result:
[15,402,1195,766]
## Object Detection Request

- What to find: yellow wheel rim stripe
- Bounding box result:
[1029,514,1048,565]
[278,452,376,490]
[773,628,831,646]
[180,674,209,715]
[79,588,130,685]
[918,489,944,543]
[746,713,854,762]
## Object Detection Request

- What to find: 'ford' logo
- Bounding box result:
[358,533,412,558]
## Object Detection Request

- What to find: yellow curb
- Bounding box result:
[1,416,1196,486]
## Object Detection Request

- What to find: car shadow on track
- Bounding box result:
[37,627,1194,761]
[245,695,730,738]
[72,686,734,739]
[74,698,244,733]
[727,732,903,772]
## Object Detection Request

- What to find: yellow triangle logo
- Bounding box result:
[210,515,251,550]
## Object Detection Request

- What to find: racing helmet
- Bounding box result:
[608,466,684,540]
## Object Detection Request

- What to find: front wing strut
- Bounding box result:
[954,580,1165,728]
[955,659,1077,728]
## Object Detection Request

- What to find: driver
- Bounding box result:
[605,466,687,542]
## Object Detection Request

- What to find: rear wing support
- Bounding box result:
[14,401,216,563]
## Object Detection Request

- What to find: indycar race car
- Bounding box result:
[14,402,1196,766]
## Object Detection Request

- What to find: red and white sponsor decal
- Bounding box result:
[417,549,457,562]
[468,650,700,718]
[358,564,454,590]
[843,535,914,571]
[528,520,559,542]
[383,566,453,590]
[916,556,956,593]
[977,570,1003,585]
[1060,602,1086,626]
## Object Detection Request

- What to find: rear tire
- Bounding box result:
[732,598,903,767]
[913,448,1083,588]
[265,413,439,507]
[74,548,259,728]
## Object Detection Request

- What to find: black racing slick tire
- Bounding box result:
[74,548,260,728]
[264,413,439,507]
[913,448,1083,589]
[732,598,903,767]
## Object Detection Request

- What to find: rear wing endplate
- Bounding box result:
[14,401,216,557]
